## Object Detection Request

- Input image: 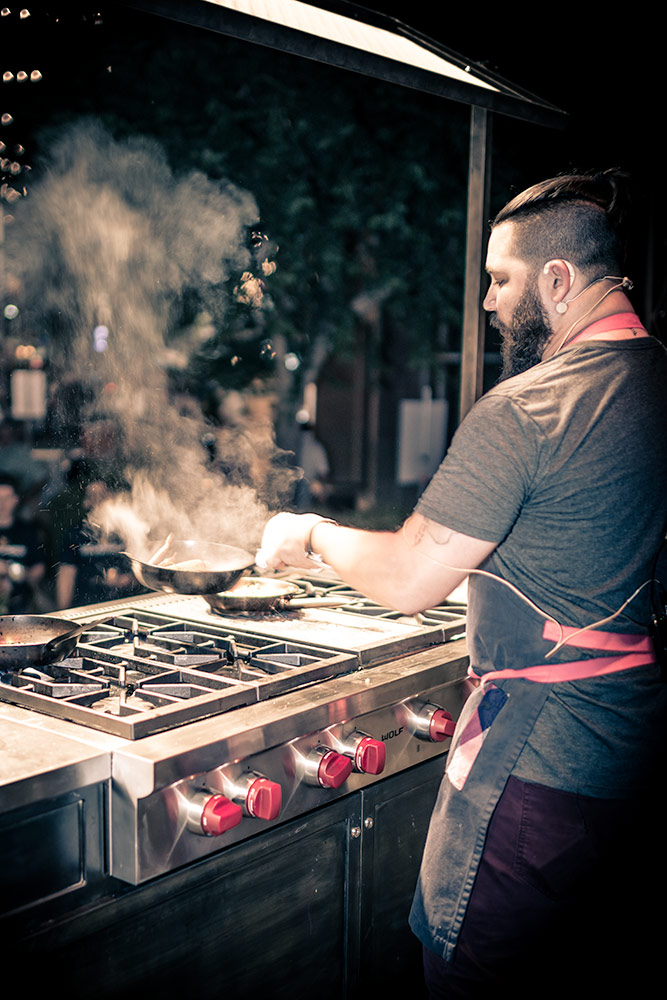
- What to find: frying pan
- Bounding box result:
[0,614,113,669]
[205,577,351,613]
[126,539,255,595]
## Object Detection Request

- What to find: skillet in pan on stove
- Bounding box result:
[205,577,351,612]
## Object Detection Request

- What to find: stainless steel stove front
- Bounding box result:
[109,639,469,883]
[1,589,469,889]
[2,586,469,998]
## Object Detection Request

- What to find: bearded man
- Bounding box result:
[257,170,667,995]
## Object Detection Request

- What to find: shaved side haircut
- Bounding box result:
[492,170,628,278]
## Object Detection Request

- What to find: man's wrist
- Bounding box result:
[305,517,338,564]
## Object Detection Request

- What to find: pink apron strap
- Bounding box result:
[474,651,654,686]
[567,312,647,345]
[473,622,656,685]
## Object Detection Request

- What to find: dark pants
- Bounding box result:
[422,774,661,999]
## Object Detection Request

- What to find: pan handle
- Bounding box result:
[287,597,351,608]
[39,614,115,662]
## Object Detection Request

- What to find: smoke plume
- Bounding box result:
[7,121,287,557]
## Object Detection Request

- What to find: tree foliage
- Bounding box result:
[10,5,471,399]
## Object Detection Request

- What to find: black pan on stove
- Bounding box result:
[206,577,352,612]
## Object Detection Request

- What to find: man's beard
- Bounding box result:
[490,284,553,380]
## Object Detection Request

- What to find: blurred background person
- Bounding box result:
[0,418,49,508]
[0,473,47,614]
[294,419,332,511]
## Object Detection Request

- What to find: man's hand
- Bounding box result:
[256,512,329,571]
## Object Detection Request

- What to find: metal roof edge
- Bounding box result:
[309,1,565,114]
[117,0,567,127]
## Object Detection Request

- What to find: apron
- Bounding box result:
[408,619,656,962]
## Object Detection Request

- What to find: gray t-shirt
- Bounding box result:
[417,337,667,797]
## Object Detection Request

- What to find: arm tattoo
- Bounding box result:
[412,518,454,547]
[425,522,455,546]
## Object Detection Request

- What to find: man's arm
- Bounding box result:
[257,511,497,614]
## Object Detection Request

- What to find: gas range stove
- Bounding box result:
[1,583,469,885]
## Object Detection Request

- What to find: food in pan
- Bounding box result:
[158,557,210,572]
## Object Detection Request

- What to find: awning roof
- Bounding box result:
[120,0,566,127]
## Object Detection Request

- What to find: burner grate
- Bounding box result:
[0,591,466,738]
[0,613,359,739]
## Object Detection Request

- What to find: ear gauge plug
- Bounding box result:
[543,259,575,313]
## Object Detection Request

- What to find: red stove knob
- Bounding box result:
[403,699,458,742]
[301,744,353,788]
[429,709,457,743]
[200,795,243,836]
[318,750,353,788]
[207,768,283,822]
[354,736,386,774]
[246,777,282,821]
